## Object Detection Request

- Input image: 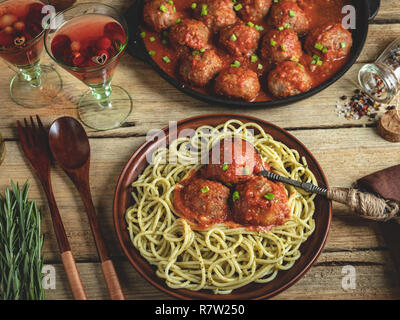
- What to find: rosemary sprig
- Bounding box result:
[0,181,44,300]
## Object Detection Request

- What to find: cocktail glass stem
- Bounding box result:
[17,61,42,87]
[90,82,112,107]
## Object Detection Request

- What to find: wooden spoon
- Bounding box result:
[48,116,125,300]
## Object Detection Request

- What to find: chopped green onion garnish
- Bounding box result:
[255,25,264,31]
[290,56,299,62]
[176,18,182,23]
[257,63,263,70]
[149,36,155,42]
[284,23,291,29]
[243,167,250,175]
[340,42,347,48]
[231,60,240,67]
[289,10,296,17]
[159,4,167,12]
[264,193,275,200]
[192,50,200,55]
[232,191,240,202]
[201,4,208,15]
[168,0,173,4]
[222,163,229,171]
[234,3,242,11]
[140,31,146,38]
[191,2,197,8]
[251,55,258,63]
[281,44,287,51]
[322,48,328,53]
[270,40,277,47]
[163,56,171,63]
[278,26,284,31]
[247,21,254,27]
[148,50,155,56]
[200,48,205,52]
[316,60,323,66]
[230,34,237,41]
[173,6,176,12]
[201,186,210,193]
[314,43,324,51]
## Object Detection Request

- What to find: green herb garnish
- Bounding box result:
[264,193,275,200]
[232,191,240,202]
[201,186,210,194]
[222,163,229,171]
[0,182,44,300]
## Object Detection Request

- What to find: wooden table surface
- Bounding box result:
[1,0,400,300]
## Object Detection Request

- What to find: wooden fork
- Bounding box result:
[17,116,87,300]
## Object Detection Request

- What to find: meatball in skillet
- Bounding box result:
[305,23,353,61]
[236,0,272,22]
[268,61,312,98]
[260,28,302,64]
[194,0,237,31]
[169,18,211,50]
[269,0,309,35]
[143,0,180,32]
[179,49,223,87]
[219,23,260,57]
[215,67,260,101]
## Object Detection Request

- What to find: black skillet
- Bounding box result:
[124,0,381,107]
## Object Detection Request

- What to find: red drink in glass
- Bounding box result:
[50,14,126,87]
[0,0,44,66]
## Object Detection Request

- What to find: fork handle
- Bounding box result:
[61,251,88,300]
[42,182,88,300]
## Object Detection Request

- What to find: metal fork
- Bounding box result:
[17,116,87,300]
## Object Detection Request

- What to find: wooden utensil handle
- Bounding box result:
[101,260,125,300]
[61,251,88,300]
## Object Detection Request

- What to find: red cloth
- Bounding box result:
[357,164,400,203]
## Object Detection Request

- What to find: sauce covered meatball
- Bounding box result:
[236,0,272,22]
[169,18,210,50]
[260,28,302,64]
[179,49,222,87]
[305,23,353,61]
[232,176,290,229]
[219,23,260,57]
[173,175,230,228]
[194,0,237,31]
[268,61,312,98]
[143,0,180,32]
[202,137,266,185]
[215,67,260,101]
[269,0,309,35]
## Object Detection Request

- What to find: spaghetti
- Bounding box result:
[125,120,317,294]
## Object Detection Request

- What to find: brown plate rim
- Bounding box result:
[113,113,332,300]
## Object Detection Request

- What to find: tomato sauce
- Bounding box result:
[141,0,352,102]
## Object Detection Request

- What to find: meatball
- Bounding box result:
[232,176,290,228]
[269,0,309,35]
[169,19,210,50]
[143,0,179,32]
[179,49,223,87]
[305,23,353,61]
[195,0,237,31]
[260,28,302,64]
[237,0,272,22]
[215,67,260,101]
[202,137,265,185]
[174,176,230,227]
[268,61,312,98]
[219,23,260,57]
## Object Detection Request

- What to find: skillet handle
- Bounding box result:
[124,0,149,62]
[367,0,381,21]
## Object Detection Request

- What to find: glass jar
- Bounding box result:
[0,133,5,166]
[359,38,400,103]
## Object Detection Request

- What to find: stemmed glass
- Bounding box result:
[0,0,62,108]
[44,2,132,131]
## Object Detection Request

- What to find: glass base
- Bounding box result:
[10,65,63,109]
[78,85,133,131]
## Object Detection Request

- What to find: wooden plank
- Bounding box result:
[43,258,400,300]
[1,126,399,262]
